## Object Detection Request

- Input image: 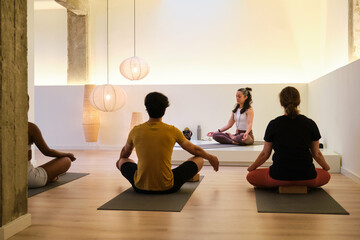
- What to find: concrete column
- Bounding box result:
[0,0,31,239]
[349,0,360,62]
[55,0,89,85]
[67,10,88,85]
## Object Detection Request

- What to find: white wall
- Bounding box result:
[34,0,348,85]
[34,84,307,149]
[309,60,360,183]
[34,7,67,85]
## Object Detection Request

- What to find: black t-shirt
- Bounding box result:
[264,115,321,180]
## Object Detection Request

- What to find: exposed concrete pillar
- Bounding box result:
[55,0,89,85]
[0,0,31,239]
[349,0,360,62]
[67,10,88,85]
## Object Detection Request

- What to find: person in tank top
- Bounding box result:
[207,87,255,145]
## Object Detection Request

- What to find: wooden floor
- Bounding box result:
[11,150,360,240]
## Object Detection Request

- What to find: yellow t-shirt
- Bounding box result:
[127,121,186,191]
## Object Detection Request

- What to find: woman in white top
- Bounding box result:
[207,88,254,145]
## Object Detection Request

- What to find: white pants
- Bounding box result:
[28,161,47,188]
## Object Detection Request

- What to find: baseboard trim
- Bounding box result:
[0,213,31,240]
[341,167,360,184]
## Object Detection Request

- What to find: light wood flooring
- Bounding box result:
[10,150,360,240]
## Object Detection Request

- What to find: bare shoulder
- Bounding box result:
[28,122,41,134]
[246,107,254,114]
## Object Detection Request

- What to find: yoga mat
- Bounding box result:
[98,176,204,212]
[28,172,89,197]
[255,187,349,215]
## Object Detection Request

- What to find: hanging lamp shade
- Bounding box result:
[89,84,127,112]
[120,56,149,80]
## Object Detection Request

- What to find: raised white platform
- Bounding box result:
[171,140,341,173]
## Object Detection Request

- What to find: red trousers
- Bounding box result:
[246,168,330,188]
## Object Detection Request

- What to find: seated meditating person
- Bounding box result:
[116,92,219,194]
[247,86,330,188]
[27,97,76,188]
[207,87,254,145]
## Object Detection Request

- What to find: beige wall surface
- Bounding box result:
[309,59,360,182]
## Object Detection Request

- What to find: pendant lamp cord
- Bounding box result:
[107,0,109,84]
[134,0,136,57]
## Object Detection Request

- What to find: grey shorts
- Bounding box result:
[28,161,48,188]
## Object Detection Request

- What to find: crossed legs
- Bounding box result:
[213,131,254,145]
[116,156,203,193]
[39,157,71,183]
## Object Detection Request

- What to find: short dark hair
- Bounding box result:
[144,92,170,118]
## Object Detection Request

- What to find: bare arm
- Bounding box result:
[245,108,254,135]
[119,142,134,159]
[310,140,330,171]
[178,139,219,171]
[247,141,272,171]
[29,122,76,161]
[242,108,254,140]
[221,113,236,132]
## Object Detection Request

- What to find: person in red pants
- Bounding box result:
[247,86,330,188]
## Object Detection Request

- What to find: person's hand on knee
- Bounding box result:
[242,132,248,141]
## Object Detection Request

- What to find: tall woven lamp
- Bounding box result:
[130,112,143,131]
[82,84,100,142]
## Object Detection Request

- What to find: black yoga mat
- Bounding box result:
[28,172,89,197]
[254,187,349,215]
[98,176,204,212]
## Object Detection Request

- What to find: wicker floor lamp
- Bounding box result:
[82,84,100,142]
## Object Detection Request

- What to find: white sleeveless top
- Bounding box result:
[234,108,247,131]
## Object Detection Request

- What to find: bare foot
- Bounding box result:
[51,176,59,182]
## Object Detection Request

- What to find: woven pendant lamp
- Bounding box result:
[120,56,149,80]
[120,0,149,80]
[90,84,127,112]
[90,0,127,112]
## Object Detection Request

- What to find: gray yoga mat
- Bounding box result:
[98,176,204,212]
[28,172,89,197]
[255,187,349,215]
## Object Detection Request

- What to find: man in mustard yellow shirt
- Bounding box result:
[116,92,219,193]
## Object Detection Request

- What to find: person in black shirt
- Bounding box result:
[247,86,330,187]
